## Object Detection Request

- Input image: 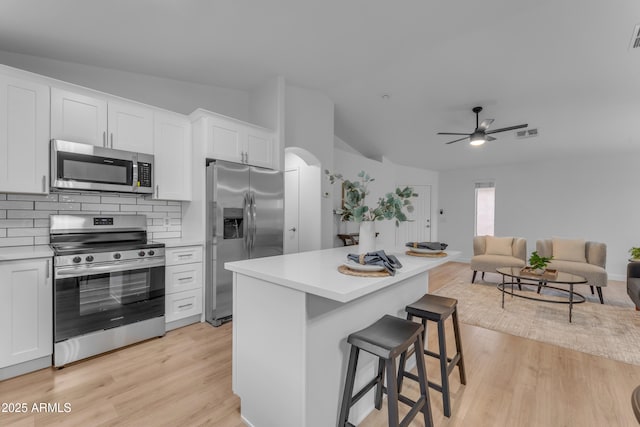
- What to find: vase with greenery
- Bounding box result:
[326,170,417,253]
[528,251,553,274]
[629,247,640,261]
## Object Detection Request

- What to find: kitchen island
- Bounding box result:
[225,246,459,427]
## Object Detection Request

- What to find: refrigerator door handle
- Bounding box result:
[243,192,250,252]
[250,191,257,251]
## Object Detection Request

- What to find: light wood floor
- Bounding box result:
[1,261,639,426]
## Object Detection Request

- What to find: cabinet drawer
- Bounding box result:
[166,263,202,294]
[165,246,202,266]
[165,289,202,323]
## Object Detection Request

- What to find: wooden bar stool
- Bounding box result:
[398,294,466,418]
[339,314,433,427]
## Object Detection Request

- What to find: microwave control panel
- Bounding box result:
[137,162,152,188]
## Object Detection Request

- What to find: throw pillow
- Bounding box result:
[485,236,513,256]
[552,238,586,263]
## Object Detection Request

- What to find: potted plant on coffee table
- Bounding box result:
[527,251,553,275]
[629,247,640,262]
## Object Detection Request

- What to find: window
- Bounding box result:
[475,182,495,236]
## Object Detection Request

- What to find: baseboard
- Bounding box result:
[0,355,51,381]
[165,314,202,331]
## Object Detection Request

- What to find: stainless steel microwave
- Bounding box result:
[51,140,154,194]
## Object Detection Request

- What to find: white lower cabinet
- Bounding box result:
[164,245,203,330]
[0,258,52,380]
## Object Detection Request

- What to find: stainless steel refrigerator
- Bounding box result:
[205,160,284,326]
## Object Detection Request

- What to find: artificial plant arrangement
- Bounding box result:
[528,251,553,272]
[325,170,417,225]
[629,247,640,260]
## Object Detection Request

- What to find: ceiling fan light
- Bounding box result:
[469,132,485,146]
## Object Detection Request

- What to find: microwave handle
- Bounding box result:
[132,160,138,191]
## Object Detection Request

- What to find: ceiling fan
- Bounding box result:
[438,106,528,145]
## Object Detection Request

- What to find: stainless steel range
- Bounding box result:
[50,214,165,367]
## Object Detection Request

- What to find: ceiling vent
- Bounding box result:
[630,24,640,49]
[516,128,538,139]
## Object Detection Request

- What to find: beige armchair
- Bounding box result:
[536,239,607,304]
[471,236,527,283]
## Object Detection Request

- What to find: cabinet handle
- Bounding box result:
[178,303,193,310]
[42,175,46,192]
[46,260,50,278]
[177,254,193,258]
[103,131,106,147]
[110,133,114,148]
[178,276,194,281]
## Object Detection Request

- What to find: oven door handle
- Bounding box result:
[55,258,165,278]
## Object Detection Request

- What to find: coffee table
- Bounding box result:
[496,267,588,322]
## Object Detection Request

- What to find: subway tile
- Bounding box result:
[102,196,137,205]
[167,201,182,206]
[151,231,181,239]
[8,228,48,237]
[0,237,34,247]
[0,210,5,219]
[0,229,5,238]
[0,194,6,200]
[59,194,101,203]
[34,219,50,228]
[0,219,33,228]
[35,202,81,211]
[152,218,163,226]
[146,225,167,232]
[7,210,56,219]
[82,203,119,211]
[34,236,50,245]
[169,218,181,226]
[121,204,152,212]
[0,201,33,209]
[79,211,100,215]
[153,205,181,212]
[137,198,166,205]
[7,194,58,202]
[144,212,168,219]
[100,211,132,215]
[166,225,181,232]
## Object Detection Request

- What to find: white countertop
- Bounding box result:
[152,238,204,248]
[0,245,53,261]
[225,246,459,303]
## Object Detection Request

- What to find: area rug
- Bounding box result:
[432,277,640,365]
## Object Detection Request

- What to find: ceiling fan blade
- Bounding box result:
[486,124,528,134]
[445,136,470,144]
[486,136,497,141]
[478,119,494,130]
[437,132,470,136]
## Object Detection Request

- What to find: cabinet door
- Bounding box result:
[154,111,192,200]
[0,259,52,368]
[51,88,107,146]
[0,74,50,194]
[108,101,154,153]
[246,126,274,169]
[207,118,243,163]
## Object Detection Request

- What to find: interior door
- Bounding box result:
[250,167,284,259]
[395,185,432,245]
[284,169,300,254]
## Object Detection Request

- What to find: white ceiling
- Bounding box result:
[1,0,639,170]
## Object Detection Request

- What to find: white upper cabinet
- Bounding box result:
[0,73,50,194]
[204,113,278,170]
[51,88,154,153]
[154,111,192,201]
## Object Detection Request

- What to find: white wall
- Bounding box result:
[333,149,439,249]
[439,153,640,280]
[285,85,334,249]
[285,151,322,252]
[0,49,250,119]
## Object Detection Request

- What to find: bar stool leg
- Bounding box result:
[338,346,359,427]
[452,308,467,384]
[437,319,452,417]
[414,333,434,427]
[374,358,385,410]
[385,357,400,427]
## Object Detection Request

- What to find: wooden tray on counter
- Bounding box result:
[405,251,448,258]
[337,265,390,277]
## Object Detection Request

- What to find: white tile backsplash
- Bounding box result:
[0,192,183,246]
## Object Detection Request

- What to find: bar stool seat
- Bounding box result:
[399,294,466,418]
[339,314,433,427]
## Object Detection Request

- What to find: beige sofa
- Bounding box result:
[536,239,607,304]
[471,236,527,283]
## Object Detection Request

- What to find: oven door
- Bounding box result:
[54,258,165,342]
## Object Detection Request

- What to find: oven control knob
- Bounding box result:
[148,250,155,256]
[113,253,121,260]
[73,256,81,263]
[138,251,146,257]
[86,255,94,262]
